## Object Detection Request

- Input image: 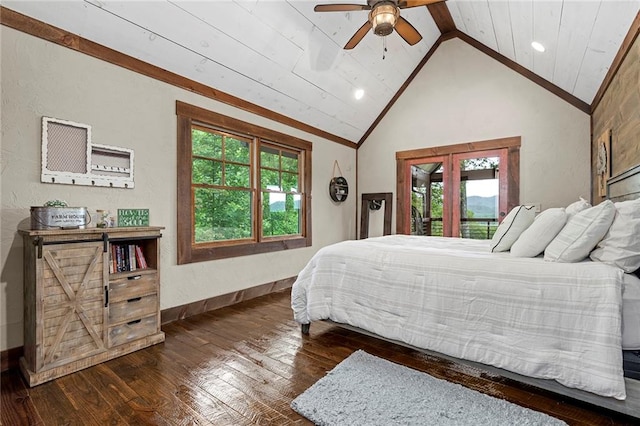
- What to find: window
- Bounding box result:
[177,101,312,264]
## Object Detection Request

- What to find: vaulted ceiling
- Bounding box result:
[3,1,639,145]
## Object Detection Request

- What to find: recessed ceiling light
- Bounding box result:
[531,41,545,52]
[354,88,365,100]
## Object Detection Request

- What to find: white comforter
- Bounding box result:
[291,235,626,399]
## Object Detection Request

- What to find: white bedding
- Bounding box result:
[291,235,628,399]
[623,273,640,350]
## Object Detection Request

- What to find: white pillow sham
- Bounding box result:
[565,197,591,218]
[544,200,616,263]
[510,208,567,258]
[590,198,640,272]
[490,205,536,253]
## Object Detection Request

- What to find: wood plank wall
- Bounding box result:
[591,30,640,202]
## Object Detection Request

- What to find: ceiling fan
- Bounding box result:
[314,0,445,50]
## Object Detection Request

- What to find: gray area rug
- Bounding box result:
[291,350,567,425]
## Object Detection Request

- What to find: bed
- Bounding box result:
[291,165,640,415]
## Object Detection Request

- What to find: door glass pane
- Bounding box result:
[459,157,499,239]
[411,163,443,236]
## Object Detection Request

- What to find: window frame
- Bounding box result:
[177,101,312,264]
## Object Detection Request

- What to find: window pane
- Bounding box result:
[192,128,222,159]
[262,192,300,237]
[260,146,280,169]
[459,156,499,240]
[225,136,250,164]
[192,158,221,185]
[261,169,280,190]
[194,188,252,242]
[282,171,299,192]
[225,164,250,188]
[282,152,298,172]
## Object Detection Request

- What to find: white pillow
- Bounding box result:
[490,205,536,252]
[590,198,640,272]
[510,208,567,257]
[544,200,616,263]
[565,197,591,218]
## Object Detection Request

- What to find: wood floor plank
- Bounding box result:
[79,363,166,425]
[27,380,90,425]
[2,288,637,425]
[106,351,214,425]
[160,332,302,424]
[55,372,129,425]
[0,369,44,426]
[143,345,256,426]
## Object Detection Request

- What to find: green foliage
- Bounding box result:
[430,182,443,218]
[192,128,221,159]
[192,127,302,242]
[262,193,301,237]
[194,188,252,242]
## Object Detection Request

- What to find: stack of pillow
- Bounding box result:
[489,197,640,273]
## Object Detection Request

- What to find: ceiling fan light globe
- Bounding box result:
[369,4,399,37]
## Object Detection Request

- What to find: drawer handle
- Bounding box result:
[128,275,142,280]
[127,319,142,325]
[127,297,142,303]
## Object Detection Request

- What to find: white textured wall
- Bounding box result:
[0,27,357,351]
[358,38,591,234]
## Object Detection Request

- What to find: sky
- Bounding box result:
[466,179,498,198]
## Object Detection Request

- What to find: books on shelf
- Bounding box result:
[109,243,148,273]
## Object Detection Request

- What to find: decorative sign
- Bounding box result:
[117,209,149,227]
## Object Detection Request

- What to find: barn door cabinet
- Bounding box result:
[19,226,165,386]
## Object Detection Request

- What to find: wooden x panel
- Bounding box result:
[39,243,106,371]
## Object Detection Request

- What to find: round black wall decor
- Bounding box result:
[329,176,349,202]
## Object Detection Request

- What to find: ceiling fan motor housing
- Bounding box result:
[369,3,399,36]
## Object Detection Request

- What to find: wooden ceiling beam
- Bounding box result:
[427,2,456,35]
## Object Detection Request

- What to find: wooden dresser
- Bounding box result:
[18,226,165,386]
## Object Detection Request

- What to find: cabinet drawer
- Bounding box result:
[108,315,158,347]
[109,273,158,303]
[109,294,158,324]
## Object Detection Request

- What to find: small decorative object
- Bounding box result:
[41,116,135,189]
[596,129,611,197]
[44,200,68,207]
[96,210,110,228]
[31,202,90,230]
[117,209,150,227]
[369,200,383,210]
[329,161,349,202]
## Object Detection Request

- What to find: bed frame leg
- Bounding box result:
[301,323,310,335]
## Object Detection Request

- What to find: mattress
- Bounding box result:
[292,235,627,399]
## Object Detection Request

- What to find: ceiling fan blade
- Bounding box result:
[344,21,373,49]
[395,16,422,45]
[398,0,445,8]
[314,4,371,12]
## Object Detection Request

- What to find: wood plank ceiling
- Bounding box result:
[3,0,639,145]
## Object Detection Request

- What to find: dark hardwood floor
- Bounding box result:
[2,288,637,425]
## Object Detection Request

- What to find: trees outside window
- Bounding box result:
[177,102,312,264]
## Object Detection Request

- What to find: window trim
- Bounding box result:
[177,101,312,264]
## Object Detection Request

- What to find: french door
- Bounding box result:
[396,138,520,238]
